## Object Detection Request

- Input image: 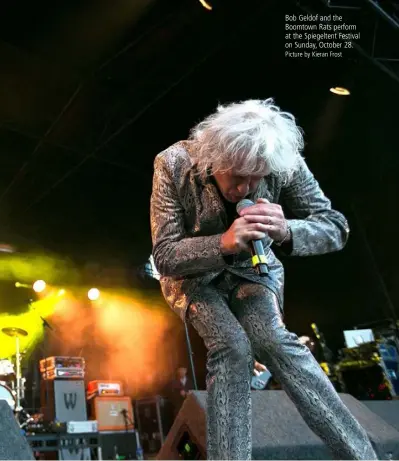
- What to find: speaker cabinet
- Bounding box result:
[99,432,138,460]
[157,391,399,460]
[364,400,399,432]
[40,379,88,422]
[90,396,134,432]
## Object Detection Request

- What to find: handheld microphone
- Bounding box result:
[236,199,269,276]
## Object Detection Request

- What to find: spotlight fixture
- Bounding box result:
[199,0,212,10]
[15,281,32,289]
[33,280,46,293]
[88,288,100,301]
[330,86,350,96]
[0,243,15,253]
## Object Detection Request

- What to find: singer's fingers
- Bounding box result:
[246,222,269,232]
[244,230,267,241]
[243,214,274,225]
[262,225,282,237]
[239,203,281,217]
[257,198,270,204]
[237,217,269,231]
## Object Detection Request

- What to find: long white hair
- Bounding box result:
[189,99,304,182]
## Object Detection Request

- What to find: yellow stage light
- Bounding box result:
[0,296,60,359]
[33,280,46,293]
[199,0,212,10]
[0,311,44,359]
[330,86,350,96]
[58,289,66,296]
[15,282,30,289]
[88,288,100,301]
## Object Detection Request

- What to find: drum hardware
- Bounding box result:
[1,327,28,413]
[0,358,15,392]
[18,408,35,429]
[0,382,16,410]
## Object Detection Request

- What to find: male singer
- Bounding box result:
[150,99,376,460]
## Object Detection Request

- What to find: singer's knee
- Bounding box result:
[234,283,287,345]
[209,328,252,374]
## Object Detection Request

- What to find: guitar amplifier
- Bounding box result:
[87,380,124,397]
[40,356,85,371]
[89,396,134,432]
[135,396,174,454]
[40,356,85,380]
[41,379,88,422]
[42,367,85,380]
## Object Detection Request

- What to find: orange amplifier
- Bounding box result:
[90,396,134,432]
[87,380,124,397]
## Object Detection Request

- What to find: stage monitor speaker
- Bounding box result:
[363,400,399,432]
[157,390,399,460]
[0,401,34,460]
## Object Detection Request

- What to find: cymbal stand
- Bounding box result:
[14,334,22,410]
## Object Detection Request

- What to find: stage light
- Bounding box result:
[199,0,212,10]
[0,243,15,253]
[58,289,65,296]
[15,282,30,289]
[33,280,46,293]
[88,288,100,301]
[330,86,350,96]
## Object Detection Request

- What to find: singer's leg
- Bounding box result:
[231,282,377,460]
[187,284,253,460]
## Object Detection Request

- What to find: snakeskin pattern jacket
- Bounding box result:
[150,141,349,320]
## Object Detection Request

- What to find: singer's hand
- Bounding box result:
[238,198,289,243]
[220,216,268,255]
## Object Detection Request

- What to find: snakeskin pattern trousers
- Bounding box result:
[187,272,377,460]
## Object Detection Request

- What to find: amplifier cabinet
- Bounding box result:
[87,380,124,397]
[90,396,134,432]
[40,379,88,422]
[99,431,138,460]
[135,396,174,454]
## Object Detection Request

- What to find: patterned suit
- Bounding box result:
[150,141,377,460]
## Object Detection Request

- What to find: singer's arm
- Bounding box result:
[151,154,228,277]
[281,156,349,257]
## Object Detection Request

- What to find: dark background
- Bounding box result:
[0,0,398,387]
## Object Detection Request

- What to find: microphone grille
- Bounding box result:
[236,199,254,214]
